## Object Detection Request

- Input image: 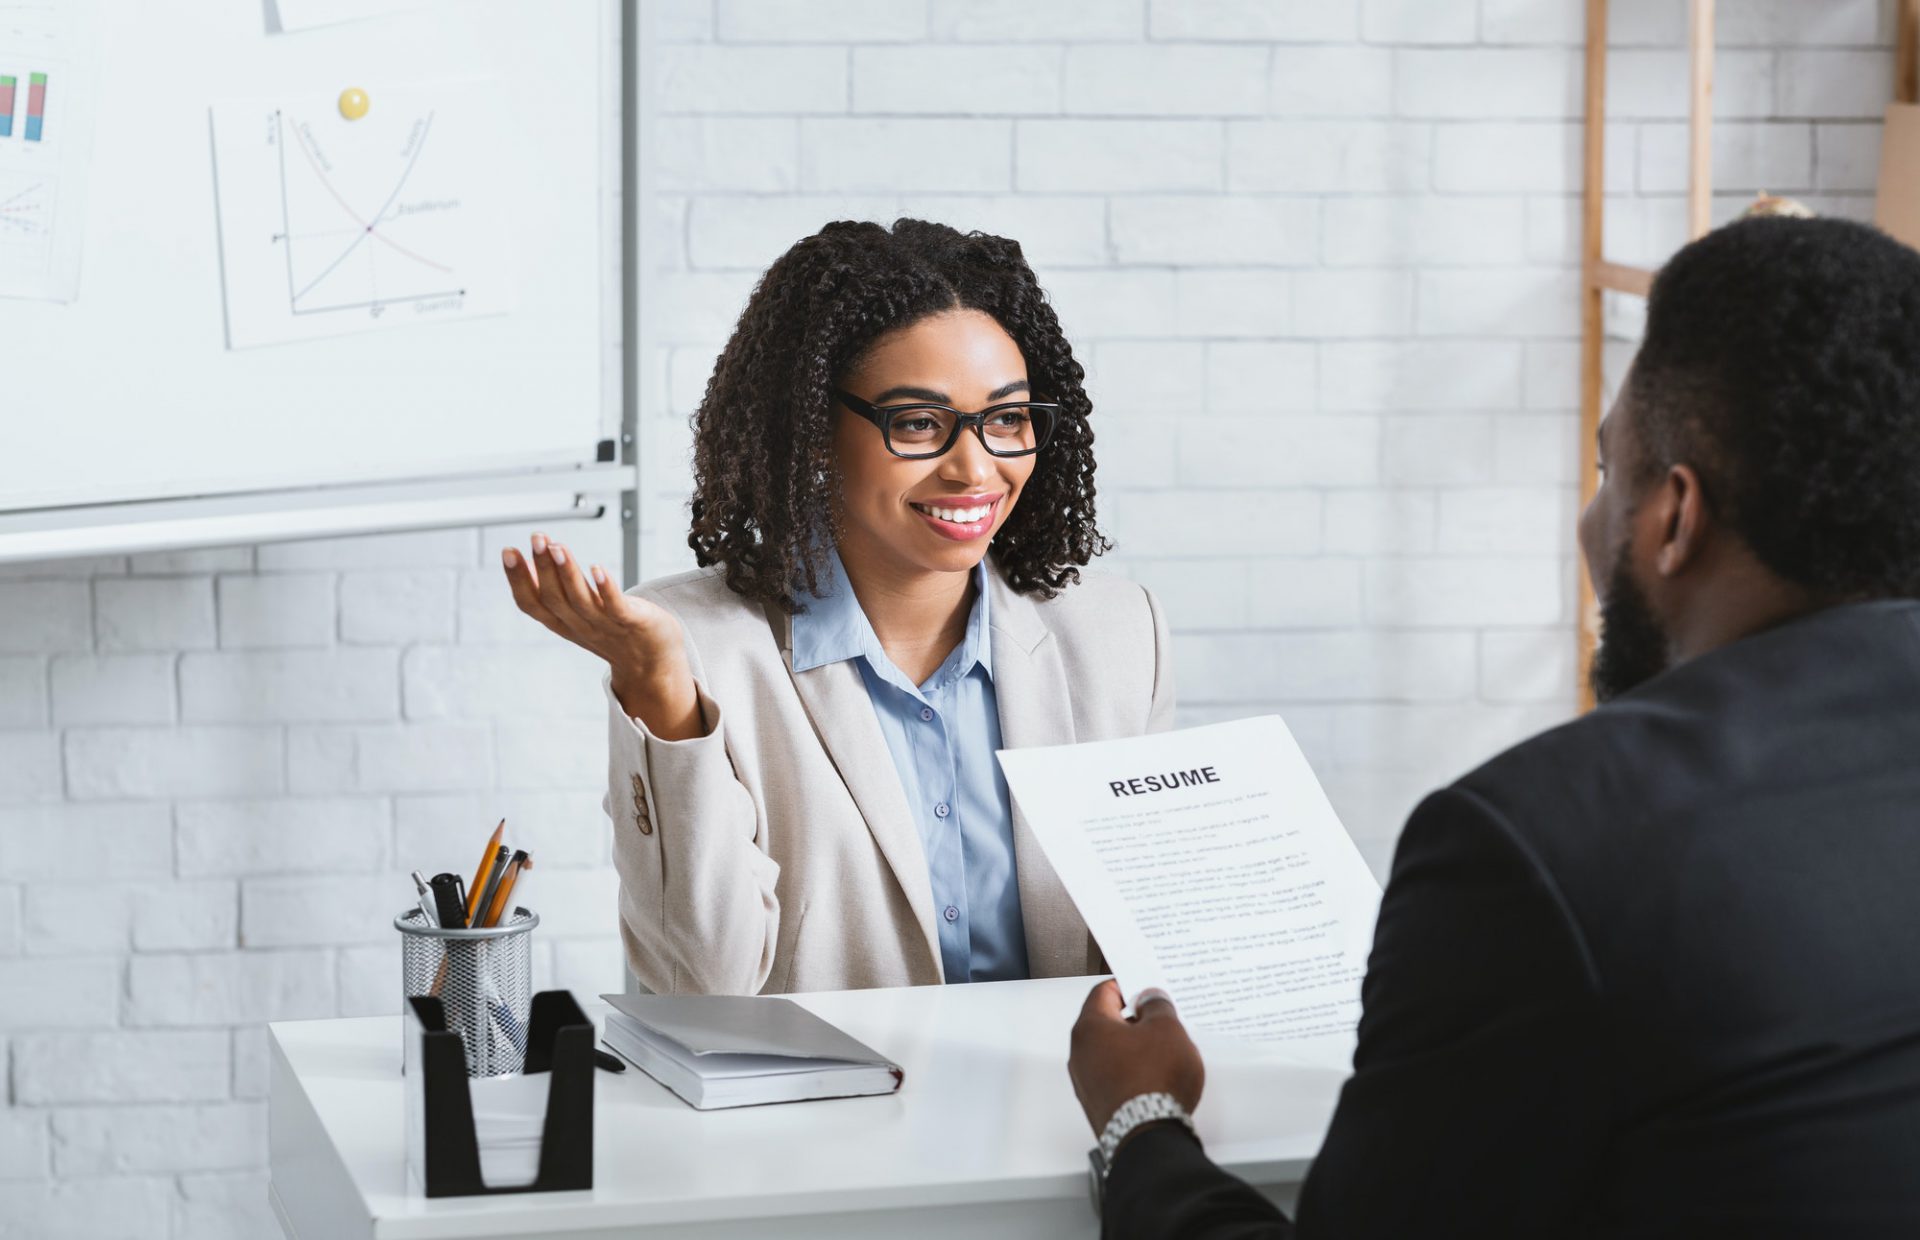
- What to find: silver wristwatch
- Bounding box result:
[1085,1092,1196,1217]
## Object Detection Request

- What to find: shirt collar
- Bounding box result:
[791,545,994,686]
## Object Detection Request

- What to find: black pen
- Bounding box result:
[429,872,468,930]
[472,847,512,928]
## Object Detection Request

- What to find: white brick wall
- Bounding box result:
[0,519,624,1237]
[639,0,1892,862]
[0,1,1896,1232]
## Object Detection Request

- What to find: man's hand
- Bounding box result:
[1068,979,1206,1135]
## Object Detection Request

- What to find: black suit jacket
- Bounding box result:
[1106,601,1920,1239]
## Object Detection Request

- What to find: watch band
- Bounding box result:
[1096,1091,1196,1172]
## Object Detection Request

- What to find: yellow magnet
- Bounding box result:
[338,87,370,120]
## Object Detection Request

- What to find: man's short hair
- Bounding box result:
[1630,216,1920,600]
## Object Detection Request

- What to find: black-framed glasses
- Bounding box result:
[834,389,1060,460]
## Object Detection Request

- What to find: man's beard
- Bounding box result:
[1589,542,1671,704]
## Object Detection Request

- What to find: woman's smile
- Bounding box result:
[909,493,1003,541]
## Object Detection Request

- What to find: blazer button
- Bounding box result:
[631,773,653,835]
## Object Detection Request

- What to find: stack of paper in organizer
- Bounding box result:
[466,1071,549,1188]
[599,992,903,1111]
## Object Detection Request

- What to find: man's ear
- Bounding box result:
[1651,463,1710,578]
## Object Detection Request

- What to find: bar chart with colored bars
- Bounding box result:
[0,73,46,141]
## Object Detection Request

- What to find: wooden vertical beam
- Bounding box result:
[1901,0,1920,105]
[1577,0,1609,711]
[1688,0,1715,239]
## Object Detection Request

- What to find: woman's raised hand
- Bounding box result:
[501,534,704,740]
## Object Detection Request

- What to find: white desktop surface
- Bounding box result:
[268,976,1346,1240]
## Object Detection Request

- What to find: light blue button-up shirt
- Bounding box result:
[790,548,1030,984]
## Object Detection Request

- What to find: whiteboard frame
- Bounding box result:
[0,0,638,564]
[620,0,649,592]
[0,463,628,564]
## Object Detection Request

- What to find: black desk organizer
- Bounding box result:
[406,989,595,1197]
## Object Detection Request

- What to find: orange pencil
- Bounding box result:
[465,819,505,924]
[482,850,530,928]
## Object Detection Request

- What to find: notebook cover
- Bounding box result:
[599,992,897,1069]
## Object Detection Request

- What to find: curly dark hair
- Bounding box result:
[684,218,1107,613]
[1629,216,1920,600]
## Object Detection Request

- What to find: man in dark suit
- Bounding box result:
[1067,216,1920,1238]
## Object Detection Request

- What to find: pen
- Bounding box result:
[482,849,529,928]
[472,845,512,930]
[426,872,468,1000]
[411,870,439,927]
[429,872,468,930]
[489,993,528,1056]
[464,820,505,925]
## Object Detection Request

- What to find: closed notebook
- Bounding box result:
[598,992,903,1110]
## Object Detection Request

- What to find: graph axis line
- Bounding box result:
[285,110,446,308]
[290,288,467,315]
[275,111,296,308]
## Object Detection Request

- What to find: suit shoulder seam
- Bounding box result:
[1444,784,1605,995]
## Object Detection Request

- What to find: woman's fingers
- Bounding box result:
[587,564,618,612]
[504,536,673,673]
[590,564,647,624]
[528,534,592,633]
[545,538,607,621]
[506,537,600,646]
[501,546,573,641]
[504,544,690,716]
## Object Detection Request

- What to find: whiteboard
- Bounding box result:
[0,0,620,516]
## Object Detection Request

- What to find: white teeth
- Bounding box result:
[918,503,991,523]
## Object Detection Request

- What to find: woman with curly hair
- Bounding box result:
[502,219,1172,995]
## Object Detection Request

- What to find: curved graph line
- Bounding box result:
[294,114,450,273]
[286,111,451,304]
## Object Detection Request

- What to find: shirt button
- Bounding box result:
[934,802,950,818]
[944,905,959,923]
[919,707,934,722]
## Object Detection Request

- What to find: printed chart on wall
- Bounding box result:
[0,1,98,303]
[209,80,514,350]
[269,0,427,34]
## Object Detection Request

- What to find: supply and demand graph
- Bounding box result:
[275,108,464,315]
[211,82,512,349]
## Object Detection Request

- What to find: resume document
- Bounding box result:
[998,716,1381,1067]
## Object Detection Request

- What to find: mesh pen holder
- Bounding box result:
[396,907,538,1078]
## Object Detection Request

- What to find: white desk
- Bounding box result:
[269,976,1344,1240]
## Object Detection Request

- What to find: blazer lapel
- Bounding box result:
[770,603,943,980]
[988,570,1095,978]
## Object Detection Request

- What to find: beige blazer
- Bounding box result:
[603,562,1174,995]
